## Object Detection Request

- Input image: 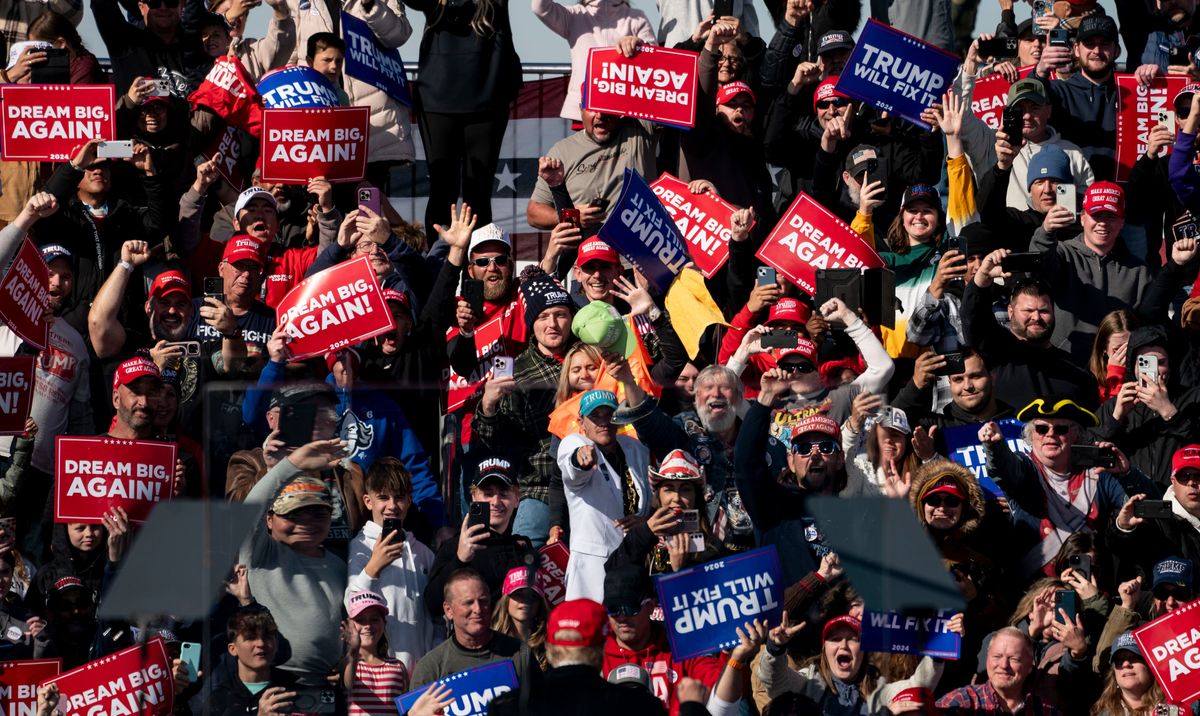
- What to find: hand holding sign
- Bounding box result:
[37,683,60,716]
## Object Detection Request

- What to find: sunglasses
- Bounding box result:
[1154,586,1192,602]
[607,604,641,618]
[778,362,816,374]
[141,0,180,7]
[471,255,511,268]
[1175,470,1200,486]
[817,98,851,110]
[924,494,962,509]
[1033,423,1071,436]
[790,439,839,456]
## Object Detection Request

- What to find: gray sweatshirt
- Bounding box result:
[240,458,348,684]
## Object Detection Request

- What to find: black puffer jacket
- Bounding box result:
[1095,325,1200,485]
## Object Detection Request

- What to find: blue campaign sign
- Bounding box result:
[654,545,783,661]
[395,661,518,716]
[834,19,960,129]
[598,168,691,294]
[341,12,412,108]
[861,609,962,659]
[257,65,341,109]
[941,418,1029,501]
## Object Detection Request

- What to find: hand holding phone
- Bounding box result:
[467,501,491,533]
[756,266,777,287]
[357,187,382,216]
[492,356,514,380]
[97,140,134,159]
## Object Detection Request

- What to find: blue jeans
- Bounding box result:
[512,498,549,548]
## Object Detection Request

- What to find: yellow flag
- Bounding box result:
[665,267,729,359]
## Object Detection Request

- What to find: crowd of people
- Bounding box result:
[1,0,1200,713]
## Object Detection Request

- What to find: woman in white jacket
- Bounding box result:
[532,0,655,121]
[556,389,651,602]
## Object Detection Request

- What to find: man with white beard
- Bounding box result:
[615,365,756,552]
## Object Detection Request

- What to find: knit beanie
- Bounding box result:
[1026,145,1073,191]
[519,266,573,333]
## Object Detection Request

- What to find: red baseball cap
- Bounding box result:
[1082,181,1125,218]
[790,413,840,441]
[222,235,265,266]
[149,270,191,300]
[112,356,161,391]
[767,298,812,325]
[822,615,861,641]
[502,566,545,597]
[381,288,411,311]
[547,599,609,647]
[813,76,849,111]
[777,336,819,365]
[716,81,755,106]
[1173,445,1200,476]
[921,475,965,501]
[576,239,620,267]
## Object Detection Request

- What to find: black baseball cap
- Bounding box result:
[469,453,517,489]
[1076,14,1118,43]
[817,30,854,56]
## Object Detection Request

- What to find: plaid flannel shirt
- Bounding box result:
[471,344,563,503]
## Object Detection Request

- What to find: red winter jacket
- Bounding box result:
[601,626,725,716]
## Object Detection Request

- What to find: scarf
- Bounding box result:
[1020,456,1100,576]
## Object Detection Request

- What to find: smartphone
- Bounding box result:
[468,501,490,532]
[1137,353,1160,383]
[357,187,381,216]
[1071,444,1118,470]
[1154,705,1182,716]
[680,509,700,533]
[1054,589,1079,625]
[278,403,317,447]
[180,642,201,683]
[1032,0,1051,35]
[1157,109,1177,137]
[151,79,171,97]
[203,276,224,305]
[461,278,485,319]
[1049,28,1071,48]
[29,47,69,84]
[756,266,777,287]
[712,0,733,18]
[558,207,581,229]
[591,197,610,213]
[978,36,1018,59]
[932,351,967,376]
[1055,184,1077,217]
[381,517,404,542]
[1001,106,1024,145]
[761,329,799,350]
[492,355,514,380]
[96,140,134,159]
[164,341,201,358]
[1000,252,1043,274]
[1133,499,1174,520]
[291,688,336,714]
[1068,554,1092,582]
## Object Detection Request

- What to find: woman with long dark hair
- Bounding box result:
[403,0,522,238]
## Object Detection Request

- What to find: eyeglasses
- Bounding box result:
[817,99,852,110]
[471,255,511,269]
[790,439,839,456]
[717,56,744,66]
[1033,423,1071,436]
[778,362,816,374]
[923,494,962,509]
[141,0,180,7]
[1154,586,1192,602]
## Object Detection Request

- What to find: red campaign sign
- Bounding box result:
[276,256,394,361]
[969,66,1037,130]
[0,85,114,161]
[585,46,699,128]
[445,311,507,414]
[55,437,177,525]
[0,659,60,715]
[755,192,884,295]
[44,637,172,716]
[0,238,50,350]
[1116,73,1188,183]
[1135,598,1200,704]
[204,125,246,191]
[261,106,370,183]
[537,542,569,607]
[649,173,742,278]
[188,55,263,138]
[0,357,35,436]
